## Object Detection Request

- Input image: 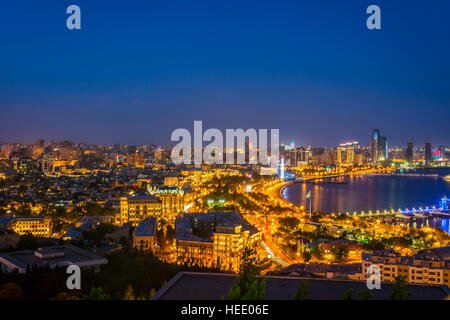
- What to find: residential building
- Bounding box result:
[175,212,261,271]
[148,185,185,218]
[132,217,157,251]
[10,216,53,237]
[116,195,162,226]
[352,247,450,286]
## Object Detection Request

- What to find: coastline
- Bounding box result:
[274,180,299,206]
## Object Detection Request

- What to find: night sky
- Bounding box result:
[1,0,449,147]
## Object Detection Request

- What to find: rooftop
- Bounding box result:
[279,263,362,276]
[152,272,450,300]
[175,211,258,242]
[133,217,157,237]
[0,245,108,273]
[417,246,450,260]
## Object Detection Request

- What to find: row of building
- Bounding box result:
[351,246,450,286]
[281,129,447,167]
[132,211,262,272]
[0,215,53,240]
[116,186,185,225]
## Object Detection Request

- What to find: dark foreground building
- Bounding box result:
[152,272,450,300]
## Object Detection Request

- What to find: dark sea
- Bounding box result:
[282,168,450,233]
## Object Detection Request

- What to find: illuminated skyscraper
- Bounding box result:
[371,129,388,163]
[425,142,432,166]
[378,136,388,162]
[336,141,359,165]
[406,142,414,163]
[371,129,380,163]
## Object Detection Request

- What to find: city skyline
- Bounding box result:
[1,130,448,150]
[1,0,449,146]
[2,0,450,304]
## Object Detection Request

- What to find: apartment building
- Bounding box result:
[352,247,450,286]
[175,212,261,271]
[132,217,157,251]
[10,216,53,237]
[116,195,162,226]
[148,186,185,218]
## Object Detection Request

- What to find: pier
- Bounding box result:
[337,196,450,218]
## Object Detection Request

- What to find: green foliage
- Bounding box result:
[310,246,323,261]
[17,233,39,250]
[85,203,114,216]
[0,282,24,300]
[227,248,266,300]
[300,250,311,263]
[331,246,348,261]
[82,223,115,244]
[0,250,220,300]
[15,204,32,217]
[278,217,300,233]
[357,289,375,300]
[51,292,81,300]
[118,236,131,251]
[389,276,410,300]
[84,287,108,300]
[293,280,311,300]
[123,285,136,300]
[342,288,354,300]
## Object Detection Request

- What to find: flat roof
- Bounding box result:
[0,245,108,273]
[152,272,450,300]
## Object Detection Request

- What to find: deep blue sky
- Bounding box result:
[1,0,449,147]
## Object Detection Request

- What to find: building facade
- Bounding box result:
[353,247,450,286]
[148,186,185,218]
[10,216,52,237]
[117,195,162,226]
[175,212,262,271]
[132,217,157,251]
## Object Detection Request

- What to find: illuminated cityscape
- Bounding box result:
[0,0,450,307]
[0,134,449,301]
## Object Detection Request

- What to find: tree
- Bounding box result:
[123,285,136,300]
[82,223,115,244]
[17,233,38,250]
[0,283,24,300]
[389,276,410,300]
[357,289,374,300]
[166,225,176,243]
[301,250,311,263]
[155,227,166,251]
[342,288,354,300]
[278,217,300,232]
[293,280,311,300]
[119,236,131,251]
[332,246,349,262]
[15,204,32,217]
[227,248,265,300]
[84,287,109,300]
[51,292,80,300]
[310,247,323,261]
